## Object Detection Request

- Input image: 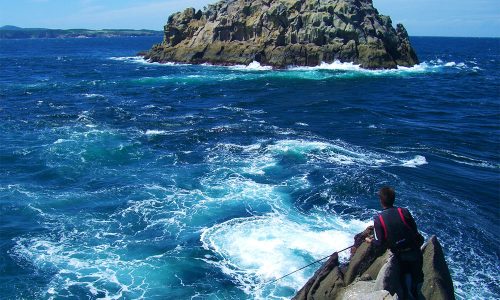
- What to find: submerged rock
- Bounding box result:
[294,229,455,299]
[144,0,419,69]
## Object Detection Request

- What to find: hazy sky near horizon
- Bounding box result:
[0,0,499,37]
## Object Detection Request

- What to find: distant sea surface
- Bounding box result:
[0,36,498,299]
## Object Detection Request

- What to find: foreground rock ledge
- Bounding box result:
[144,0,419,69]
[294,227,455,300]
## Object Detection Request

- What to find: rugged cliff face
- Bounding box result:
[144,0,419,69]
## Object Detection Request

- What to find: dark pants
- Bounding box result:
[398,249,424,300]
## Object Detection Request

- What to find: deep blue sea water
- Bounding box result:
[0,36,499,299]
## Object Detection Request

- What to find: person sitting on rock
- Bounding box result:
[366,186,425,300]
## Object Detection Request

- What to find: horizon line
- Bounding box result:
[2,25,499,39]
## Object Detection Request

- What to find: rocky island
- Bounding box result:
[294,226,455,300]
[144,0,419,69]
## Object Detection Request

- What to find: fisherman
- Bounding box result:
[365,186,424,300]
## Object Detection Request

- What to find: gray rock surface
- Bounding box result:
[294,253,344,300]
[421,235,456,300]
[373,254,404,297]
[144,0,419,69]
[343,281,396,300]
[343,241,385,285]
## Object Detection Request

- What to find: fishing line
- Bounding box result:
[256,244,355,290]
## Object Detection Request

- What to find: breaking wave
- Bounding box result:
[201,215,369,299]
[111,57,478,80]
[114,58,480,85]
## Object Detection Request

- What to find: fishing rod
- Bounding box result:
[256,244,355,290]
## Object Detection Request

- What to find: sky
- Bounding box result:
[0,0,499,37]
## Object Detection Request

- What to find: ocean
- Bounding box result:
[0,36,498,299]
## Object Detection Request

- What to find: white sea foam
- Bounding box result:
[289,60,362,71]
[111,55,472,78]
[76,110,94,124]
[209,139,432,185]
[286,59,473,76]
[10,212,183,299]
[144,129,168,136]
[208,139,398,177]
[267,139,389,167]
[83,93,104,98]
[438,150,498,169]
[109,56,190,67]
[401,155,428,168]
[229,61,273,71]
[450,158,497,169]
[115,57,477,86]
[198,169,285,212]
[53,138,67,144]
[200,214,369,297]
[268,139,331,154]
[109,56,143,62]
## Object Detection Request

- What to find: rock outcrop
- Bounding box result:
[293,228,455,300]
[420,236,455,300]
[144,0,419,69]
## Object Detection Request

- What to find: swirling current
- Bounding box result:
[0,37,499,299]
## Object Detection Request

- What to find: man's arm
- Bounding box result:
[402,208,418,232]
[403,208,425,246]
[366,216,384,246]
